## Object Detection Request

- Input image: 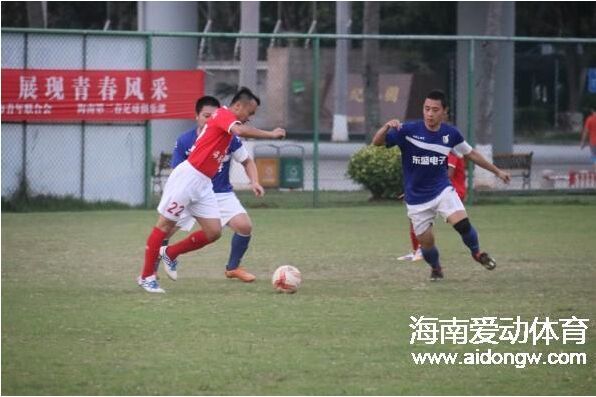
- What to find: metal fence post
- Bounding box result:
[466,39,475,205]
[144,34,153,208]
[80,33,87,200]
[312,37,320,208]
[22,32,29,195]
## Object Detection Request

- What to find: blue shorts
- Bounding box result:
[591,145,596,164]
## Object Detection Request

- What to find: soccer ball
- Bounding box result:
[271,265,302,294]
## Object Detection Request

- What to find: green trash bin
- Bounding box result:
[279,145,304,189]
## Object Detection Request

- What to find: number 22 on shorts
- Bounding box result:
[166,201,185,217]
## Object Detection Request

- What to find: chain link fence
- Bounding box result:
[2,29,595,210]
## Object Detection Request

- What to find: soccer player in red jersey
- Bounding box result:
[138,87,286,293]
[447,152,467,201]
[580,107,596,171]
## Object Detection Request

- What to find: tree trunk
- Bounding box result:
[363,1,380,143]
[564,45,584,113]
[474,2,503,189]
[27,1,46,28]
[476,1,502,145]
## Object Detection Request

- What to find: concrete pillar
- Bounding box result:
[332,1,350,142]
[137,1,198,158]
[493,2,515,155]
[456,2,515,154]
[240,2,260,91]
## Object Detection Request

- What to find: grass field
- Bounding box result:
[2,203,596,395]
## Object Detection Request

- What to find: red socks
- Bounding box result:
[142,227,167,278]
[409,222,420,251]
[165,230,210,260]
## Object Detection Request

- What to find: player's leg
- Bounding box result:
[160,182,222,271]
[440,189,496,270]
[157,213,196,280]
[138,215,177,293]
[408,202,443,280]
[416,226,443,281]
[138,164,195,293]
[161,217,221,272]
[217,193,255,282]
[410,221,423,260]
[397,221,421,261]
[156,163,222,282]
[224,213,256,282]
[154,226,181,276]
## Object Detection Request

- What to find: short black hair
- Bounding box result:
[426,89,448,109]
[230,87,261,106]
[195,96,220,114]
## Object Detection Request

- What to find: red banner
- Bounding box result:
[1,69,204,121]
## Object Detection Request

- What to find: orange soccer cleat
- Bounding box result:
[225,266,256,282]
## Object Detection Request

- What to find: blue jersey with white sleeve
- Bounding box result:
[385,120,472,205]
[171,128,198,169]
[171,127,247,193]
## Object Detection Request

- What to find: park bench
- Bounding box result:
[492,152,533,189]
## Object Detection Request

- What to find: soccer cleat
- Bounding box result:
[159,246,178,281]
[225,266,256,282]
[473,252,497,270]
[397,252,415,261]
[137,275,165,293]
[430,267,444,281]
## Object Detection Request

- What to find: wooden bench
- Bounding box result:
[152,152,172,196]
[492,152,533,189]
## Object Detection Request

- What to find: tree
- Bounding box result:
[476,2,503,145]
[362,1,380,142]
[516,2,596,113]
[26,2,46,28]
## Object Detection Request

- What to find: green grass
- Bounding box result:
[2,205,596,395]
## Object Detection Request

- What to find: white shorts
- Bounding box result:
[157,161,221,226]
[407,186,465,236]
[175,192,248,232]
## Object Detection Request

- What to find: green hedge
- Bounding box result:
[347,145,403,199]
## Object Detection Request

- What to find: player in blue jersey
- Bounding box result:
[372,90,511,281]
[158,95,264,283]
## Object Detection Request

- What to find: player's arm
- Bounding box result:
[447,154,457,179]
[231,124,286,140]
[448,164,456,179]
[464,149,511,184]
[170,138,187,168]
[241,157,265,197]
[372,119,401,146]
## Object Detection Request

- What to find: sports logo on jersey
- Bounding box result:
[443,135,449,144]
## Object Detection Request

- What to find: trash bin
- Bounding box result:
[254,144,280,188]
[279,144,305,189]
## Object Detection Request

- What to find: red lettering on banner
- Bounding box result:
[1,69,204,121]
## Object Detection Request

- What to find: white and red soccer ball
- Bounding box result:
[271,265,302,294]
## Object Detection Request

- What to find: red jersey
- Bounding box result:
[448,152,466,200]
[584,114,596,146]
[187,107,240,178]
